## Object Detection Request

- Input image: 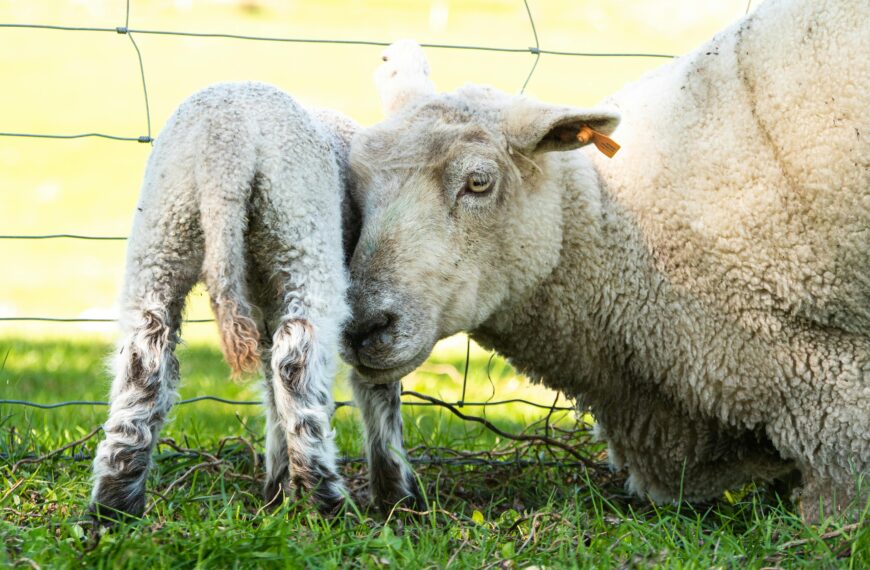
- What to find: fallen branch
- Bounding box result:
[10,425,102,473]
[158,437,219,463]
[392,506,466,524]
[777,522,865,550]
[402,391,594,465]
[216,435,259,470]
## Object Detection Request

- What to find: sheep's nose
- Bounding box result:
[347,311,397,352]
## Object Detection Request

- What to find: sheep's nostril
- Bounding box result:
[351,312,396,351]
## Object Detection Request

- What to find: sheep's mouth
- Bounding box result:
[352,346,432,384]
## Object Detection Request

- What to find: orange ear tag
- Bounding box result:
[578,125,620,158]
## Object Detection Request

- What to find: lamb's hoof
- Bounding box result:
[87,499,142,530]
[374,478,425,515]
[312,486,353,518]
[263,479,351,518]
[89,473,147,528]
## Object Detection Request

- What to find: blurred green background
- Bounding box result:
[0,0,750,411]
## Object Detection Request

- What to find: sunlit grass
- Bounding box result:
[2,337,868,568]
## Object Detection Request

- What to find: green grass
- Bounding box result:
[2,338,867,568]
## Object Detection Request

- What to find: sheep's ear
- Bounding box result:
[374,39,436,116]
[504,99,621,154]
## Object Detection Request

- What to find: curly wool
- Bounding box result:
[512,0,870,518]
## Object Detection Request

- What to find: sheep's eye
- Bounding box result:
[466,172,493,194]
[382,55,389,62]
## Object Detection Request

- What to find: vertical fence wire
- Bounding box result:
[0,1,739,416]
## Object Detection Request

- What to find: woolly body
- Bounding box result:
[90,82,356,519]
[485,0,870,515]
[343,0,869,521]
[581,0,870,510]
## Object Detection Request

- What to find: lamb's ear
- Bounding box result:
[504,99,621,154]
[374,39,436,116]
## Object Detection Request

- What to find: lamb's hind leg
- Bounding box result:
[261,353,289,507]
[249,250,348,514]
[246,124,350,514]
[263,313,347,514]
[89,211,199,522]
[350,372,422,511]
[89,296,186,522]
[251,253,347,512]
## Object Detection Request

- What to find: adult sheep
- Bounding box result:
[342,0,869,522]
[89,82,359,522]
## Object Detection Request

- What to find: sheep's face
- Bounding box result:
[341,84,619,383]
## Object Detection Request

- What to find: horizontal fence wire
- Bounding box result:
[0,0,667,426]
[0,317,213,323]
[0,234,127,241]
[0,1,676,142]
[0,393,575,412]
[0,23,677,57]
[3,453,589,470]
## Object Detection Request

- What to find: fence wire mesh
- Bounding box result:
[1,0,709,472]
[0,0,676,147]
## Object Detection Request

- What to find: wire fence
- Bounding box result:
[0,1,747,470]
[0,0,678,146]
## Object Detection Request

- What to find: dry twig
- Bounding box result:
[10,425,102,473]
[403,391,594,464]
[777,522,864,550]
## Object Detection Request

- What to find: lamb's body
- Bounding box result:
[343,0,868,521]
[90,82,356,519]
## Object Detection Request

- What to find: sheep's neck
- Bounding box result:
[474,153,726,405]
[472,154,634,392]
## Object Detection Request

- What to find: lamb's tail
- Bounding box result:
[196,120,261,377]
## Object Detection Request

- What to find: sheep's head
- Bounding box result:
[341,42,619,383]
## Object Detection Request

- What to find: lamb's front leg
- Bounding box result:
[266,317,347,514]
[90,307,181,522]
[350,371,422,511]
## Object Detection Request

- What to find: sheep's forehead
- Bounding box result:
[356,90,507,170]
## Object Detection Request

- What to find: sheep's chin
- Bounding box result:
[353,346,432,384]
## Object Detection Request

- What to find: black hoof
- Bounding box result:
[374,478,425,514]
[264,478,350,518]
[314,490,351,518]
[87,498,142,529]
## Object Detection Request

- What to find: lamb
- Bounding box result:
[341,0,869,521]
[89,82,359,521]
